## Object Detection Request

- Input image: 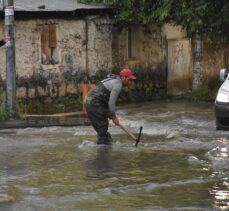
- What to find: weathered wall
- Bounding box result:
[1,16,168,111]
[1,15,227,112]
[201,41,229,93]
[113,24,166,70]
[0,15,114,102]
[163,24,229,98]
[87,16,113,76]
[15,19,88,99]
[163,24,193,95]
[112,24,167,100]
[167,39,192,95]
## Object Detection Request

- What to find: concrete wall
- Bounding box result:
[163,24,229,96]
[111,24,167,100]
[163,24,192,95]
[113,24,167,71]
[0,16,167,105]
[87,16,113,76]
[0,15,114,100]
[167,39,192,95]
[202,41,229,92]
[1,17,228,105]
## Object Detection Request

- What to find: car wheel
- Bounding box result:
[216,117,222,130]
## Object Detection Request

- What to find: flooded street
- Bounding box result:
[0,100,228,211]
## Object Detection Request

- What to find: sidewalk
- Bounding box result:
[0,112,91,129]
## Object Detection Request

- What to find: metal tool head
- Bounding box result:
[135,126,143,147]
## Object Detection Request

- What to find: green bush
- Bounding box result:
[0,105,10,122]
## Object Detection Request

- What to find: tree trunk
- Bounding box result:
[192,33,203,90]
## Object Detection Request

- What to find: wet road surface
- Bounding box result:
[0,100,228,211]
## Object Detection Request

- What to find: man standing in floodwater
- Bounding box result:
[0,35,10,47]
[84,69,136,145]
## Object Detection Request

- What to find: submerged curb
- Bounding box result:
[0,113,91,129]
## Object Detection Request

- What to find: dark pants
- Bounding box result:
[85,83,113,144]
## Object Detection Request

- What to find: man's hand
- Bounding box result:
[3,35,10,43]
[109,112,120,126]
[112,116,120,126]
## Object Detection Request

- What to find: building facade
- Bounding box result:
[0,0,228,113]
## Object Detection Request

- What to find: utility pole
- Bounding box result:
[4,0,16,117]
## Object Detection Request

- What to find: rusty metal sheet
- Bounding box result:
[167,39,192,93]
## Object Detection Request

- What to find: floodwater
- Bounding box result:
[0,101,228,211]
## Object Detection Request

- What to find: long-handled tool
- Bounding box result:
[118,123,143,147]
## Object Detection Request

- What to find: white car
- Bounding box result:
[215,68,229,130]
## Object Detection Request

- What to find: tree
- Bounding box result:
[79,0,229,88]
[79,0,229,39]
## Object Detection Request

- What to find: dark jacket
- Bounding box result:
[0,40,5,47]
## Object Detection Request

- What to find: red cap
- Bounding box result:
[119,69,136,80]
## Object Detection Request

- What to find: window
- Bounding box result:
[127,26,138,59]
[41,24,58,65]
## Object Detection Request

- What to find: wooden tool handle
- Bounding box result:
[119,123,137,141]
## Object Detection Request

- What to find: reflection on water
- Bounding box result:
[94,147,115,174]
[208,144,229,211]
[0,101,228,211]
[211,180,229,210]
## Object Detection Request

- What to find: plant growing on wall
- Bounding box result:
[79,0,229,89]
[79,0,229,39]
